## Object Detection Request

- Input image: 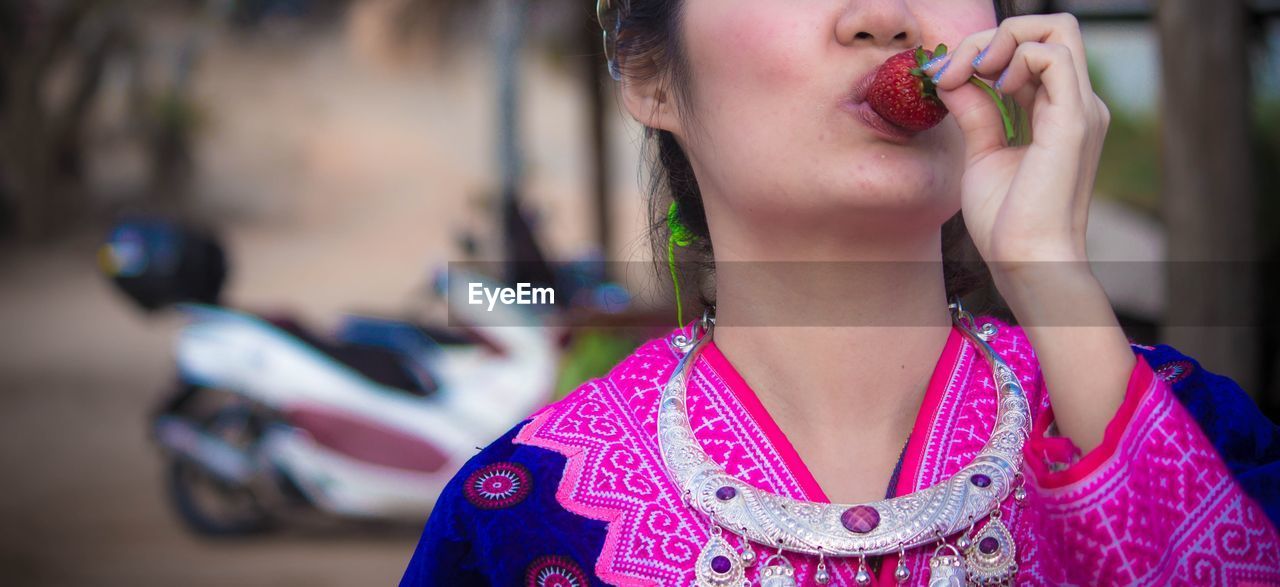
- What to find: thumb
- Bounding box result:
[935,79,1008,162]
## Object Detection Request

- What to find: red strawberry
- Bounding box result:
[865,44,1015,142]
[866,45,948,132]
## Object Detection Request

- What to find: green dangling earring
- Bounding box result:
[667,201,697,327]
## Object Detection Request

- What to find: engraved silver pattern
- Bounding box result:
[657,303,1031,559]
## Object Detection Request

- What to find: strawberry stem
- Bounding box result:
[967,76,1015,143]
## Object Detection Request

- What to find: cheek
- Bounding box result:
[915,0,998,47]
[680,1,824,193]
[683,0,818,110]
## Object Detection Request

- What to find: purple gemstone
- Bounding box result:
[978,536,999,554]
[716,486,737,501]
[840,505,881,533]
[711,555,732,573]
[970,473,992,488]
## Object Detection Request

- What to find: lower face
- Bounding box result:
[675,0,997,239]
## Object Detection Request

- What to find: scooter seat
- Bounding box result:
[266,316,438,397]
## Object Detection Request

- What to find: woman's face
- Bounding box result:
[655,0,996,245]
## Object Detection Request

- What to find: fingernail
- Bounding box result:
[995,68,1009,91]
[972,45,990,68]
[931,59,951,84]
[922,54,948,73]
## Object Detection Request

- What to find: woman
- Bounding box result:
[401,0,1280,584]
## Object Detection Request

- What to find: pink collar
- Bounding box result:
[698,325,967,504]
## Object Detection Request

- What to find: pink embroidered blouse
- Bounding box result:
[404,315,1280,585]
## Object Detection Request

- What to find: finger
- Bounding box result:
[1006,85,1036,142]
[997,43,1096,217]
[934,76,1008,162]
[929,13,1093,104]
[936,41,1087,158]
[1009,83,1037,119]
[992,41,1084,117]
[921,28,997,82]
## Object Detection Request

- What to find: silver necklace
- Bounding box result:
[658,300,1030,586]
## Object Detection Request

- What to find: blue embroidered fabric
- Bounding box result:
[400,343,1280,585]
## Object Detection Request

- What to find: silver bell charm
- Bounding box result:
[741,544,757,567]
[895,557,910,583]
[956,520,975,551]
[814,557,830,585]
[1013,474,1028,503]
[892,545,911,584]
[854,555,872,585]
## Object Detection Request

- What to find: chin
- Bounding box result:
[835,151,953,206]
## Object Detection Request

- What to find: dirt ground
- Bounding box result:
[0,18,648,587]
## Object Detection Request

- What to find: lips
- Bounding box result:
[842,66,916,143]
[849,67,880,104]
[848,101,915,143]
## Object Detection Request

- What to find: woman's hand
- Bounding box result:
[925,16,1136,455]
[924,13,1110,271]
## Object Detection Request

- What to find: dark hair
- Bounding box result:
[615,0,1021,319]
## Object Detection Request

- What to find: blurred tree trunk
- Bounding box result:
[580,11,612,265]
[0,0,119,240]
[1156,0,1258,395]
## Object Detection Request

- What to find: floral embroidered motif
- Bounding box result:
[525,555,589,587]
[1156,360,1195,385]
[464,461,532,509]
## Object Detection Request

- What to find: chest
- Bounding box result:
[781,433,912,504]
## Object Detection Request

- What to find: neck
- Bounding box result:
[707,216,955,438]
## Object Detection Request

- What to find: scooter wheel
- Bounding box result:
[168,456,272,536]
[164,400,273,537]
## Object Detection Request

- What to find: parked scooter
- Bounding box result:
[99,217,570,535]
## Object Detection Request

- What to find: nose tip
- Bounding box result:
[854,31,909,41]
[853,30,912,46]
[836,6,921,49]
